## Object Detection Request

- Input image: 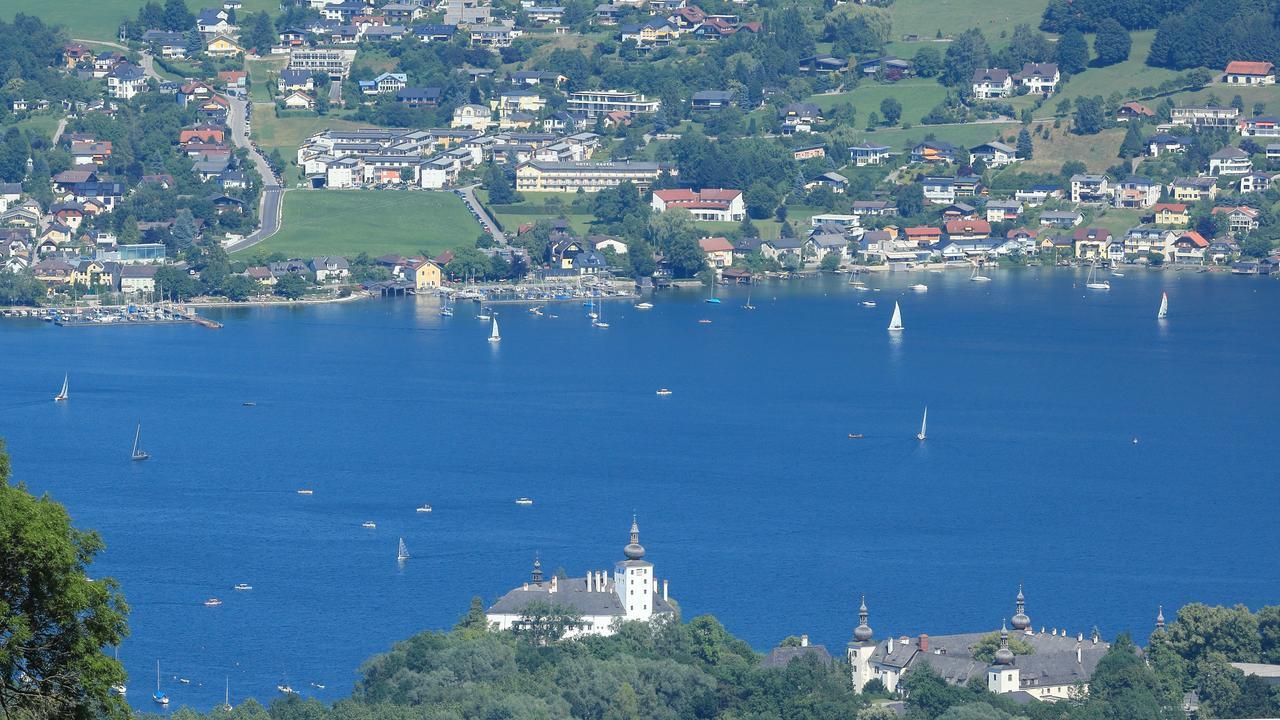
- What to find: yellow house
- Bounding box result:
[1153,203,1189,227]
[206,35,245,58]
[68,259,106,286]
[1170,177,1218,203]
[407,260,442,290]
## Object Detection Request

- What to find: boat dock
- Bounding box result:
[446,281,637,306]
[28,304,223,329]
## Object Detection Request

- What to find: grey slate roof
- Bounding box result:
[761,644,833,668]
[487,575,677,618]
[865,629,1109,689]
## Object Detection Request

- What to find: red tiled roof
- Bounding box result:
[653,188,741,210]
[1225,61,1274,76]
[698,237,734,253]
[1071,227,1112,241]
[1154,203,1186,212]
[904,226,941,237]
[1178,231,1208,247]
[944,219,991,235]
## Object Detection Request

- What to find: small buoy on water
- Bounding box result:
[1132,437,1140,444]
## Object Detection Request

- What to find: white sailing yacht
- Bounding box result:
[131,424,149,461]
[969,265,991,282]
[743,287,755,310]
[887,301,904,332]
[153,661,169,706]
[916,407,928,441]
[1157,291,1168,319]
[592,301,609,328]
[1086,262,1111,290]
[54,374,69,402]
[488,316,501,342]
[397,537,410,562]
[223,677,232,712]
[110,647,126,697]
[439,296,453,317]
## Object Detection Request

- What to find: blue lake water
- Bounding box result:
[1,268,1278,711]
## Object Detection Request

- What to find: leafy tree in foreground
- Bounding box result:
[0,440,130,719]
[1057,28,1089,74]
[880,98,902,126]
[1094,19,1132,67]
[274,273,309,299]
[1016,128,1034,160]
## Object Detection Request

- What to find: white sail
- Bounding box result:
[887,301,904,331]
[133,426,141,455]
[397,537,410,561]
[917,406,928,441]
[488,317,500,342]
[55,374,68,401]
[1157,292,1168,319]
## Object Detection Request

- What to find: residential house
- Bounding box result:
[851,200,895,217]
[651,188,745,222]
[119,265,159,294]
[984,200,1022,223]
[1113,175,1161,209]
[1147,133,1191,156]
[921,176,956,204]
[412,24,458,42]
[106,63,147,100]
[525,6,565,24]
[396,87,442,107]
[944,219,992,242]
[70,140,113,166]
[1153,203,1190,227]
[1122,225,1177,258]
[761,237,803,263]
[1224,61,1275,85]
[1211,205,1261,235]
[1014,184,1062,206]
[511,70,567,87]
[1170,176,1218,202]
[452,104,492,130]
[969,141,1017,168]
[1171,105,1239,129]
[971,68,1012,99]
[858,56,913,81]
[791,144,826,161]
[142,30,191,58]
[282,91,316,110]
[1070,174,1112,204]
[308,256,350,282]
[196,8,235,35]
[1172,231,1209,264]
[1208,147,1252,175]
[778,103,823,134]
[1072,228,1112,259]
[698,236,735,268]
[515,161,672,192]
[691,90,735,111]
[1239,116,1280,138]
[566,90,660,118]
[1013,63,1059,95]
[493,89,547,116]
[910,140,958,164]
[359,72,408,95]
[850,142,891,167]
[618,17,679,47]
[1116,101,1154,122]
[797,54,848,74]
[205,34,245,57]
[806,234,850,263]
[1240,171,1276,194]
[403,258,443,289]
[805,172,848,194]
[382,2,425,22]
[1039,210,1083,228]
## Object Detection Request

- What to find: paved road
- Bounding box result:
[458,184,507,245]
[51,117,67,143]
[225,94,284,253]
[328,80,342,104]
[73,39,162,82]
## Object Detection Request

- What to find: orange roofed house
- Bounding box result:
[1224,61,1275,85]
[650,188,745,222]
[698,237,735,268]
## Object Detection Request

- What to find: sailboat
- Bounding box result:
[110,648,126,697]
[131,424,150,461]
[477,306,492,321]
[742,287,755,310]
[1085,262,1111,290]
[586,299,599,320]
[916,407,928,441]
[969,265,991,283]
[223,677,232,712]
[54,374,69,402]
[887,301,904,332]
[153,661,169,706]
[592,301,609,328]
[1157,291,1168,319]
[397,537,410,562]
[488,316,501,342]
[439,296,453,317]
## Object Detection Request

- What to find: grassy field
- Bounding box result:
[1167,85,1280,116]
[848,122,1021,153]
[808,79,947,125]
[246,57,286,103]
[252,112,374,183]
[888,0,1049,42]
[252,190,481,258]
[1053,32,1182,108]
[1017,126,1126,174]
[5,114,64,140]
[1084,208,1146,238]
[4,0,277,40]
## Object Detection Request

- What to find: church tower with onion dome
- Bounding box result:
[1011,585,1031,632]
[987,621,1022,693]
[614,516,656,621]
[848,595,877,692]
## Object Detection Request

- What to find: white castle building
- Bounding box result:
[485,518,677,638]
[848,587,1111,702]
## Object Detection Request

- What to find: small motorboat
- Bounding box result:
[204,598,222,607]
[847,433,864,439]
[310,683,326,690]
[242,401,256,407]
[860,301,876,308]
[178,678,191,685]
[910,284,928,292]
[234,583,252,591]
[362,521,377,529]
[296,489,314,495]
[634,302,653,310]
[697,319,712,324]
[515,497,534,506]
[655,388,673,396]
[705,298,721,304]
[416,504,433,513]
[277,684,296,695]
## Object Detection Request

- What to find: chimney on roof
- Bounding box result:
[663,579,668,601]
[550,575,558,593]
[586,572,593,592]
[801,634,809,647]
[919,634,929,653]
[1076,645,1083,664]
[888,637,895,653]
